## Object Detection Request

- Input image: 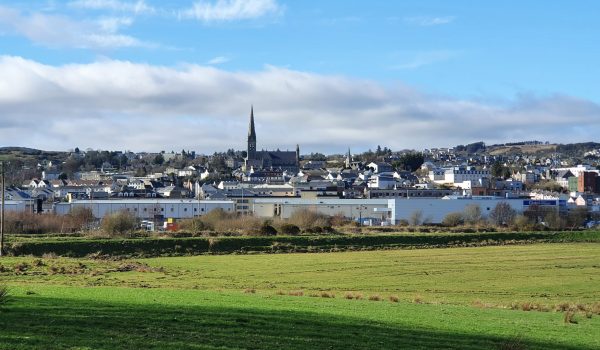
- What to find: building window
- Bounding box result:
[184,208,187,212]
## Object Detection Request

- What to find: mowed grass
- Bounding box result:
[1,285,600,350]
[1,243,600,349]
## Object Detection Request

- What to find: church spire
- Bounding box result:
[247,106,257,160]
[248,105,256,139]
[345,148,352,168]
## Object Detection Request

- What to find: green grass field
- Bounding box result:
[1,243,600,349]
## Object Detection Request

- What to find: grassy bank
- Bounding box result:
[1,243,600,349]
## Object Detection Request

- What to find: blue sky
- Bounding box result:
[0,0,599,152]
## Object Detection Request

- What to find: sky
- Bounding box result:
[0,0,599,154]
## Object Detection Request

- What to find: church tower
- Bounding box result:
[247,106,257,160]
[345,148,352,168]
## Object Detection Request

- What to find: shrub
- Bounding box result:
[288,209,331,230]
[330,213,351,227]
[442,212,464,227]
[463,204,483,225]
[512,215,535,231]
[389,295,399,303]
[178,217,211,233]
[544,210,565,230]
[69,207,95,229]
[198,208,236,230]
[566,207,589,229]
[101,211,137,236]
[4,212,66,234]
[278,224,301,235]
[396,219,409,227]
[258,223,277,236]
[409,210,424,226]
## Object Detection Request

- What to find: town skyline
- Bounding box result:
[0,1,599,152]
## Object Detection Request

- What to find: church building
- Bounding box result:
[245,107,300,172]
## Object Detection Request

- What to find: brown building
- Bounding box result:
[578,171,598,193]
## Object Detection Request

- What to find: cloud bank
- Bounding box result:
[404,16,456,26]
[0,5,148,49]
[0,56,598,153]
[68,0,155,14]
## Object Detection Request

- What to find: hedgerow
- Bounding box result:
[6,231,599,258]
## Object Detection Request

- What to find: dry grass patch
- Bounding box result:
[288,290,304,297]
[472,299,495,309]
[368,294,382,302]
[319,291,335,298]
[389,295,399,303]
[243,288,256,294]
[563,311,578,324]
[521,302,533,311]
[344,292,363,300]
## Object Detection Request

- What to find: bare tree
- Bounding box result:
[463,204,482,225]
[409,210,424,226]
[488,202,517,226]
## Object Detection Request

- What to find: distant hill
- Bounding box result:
[0,147,43,155]
[487,144,557,156]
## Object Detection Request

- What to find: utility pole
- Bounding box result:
[0,161,5,257]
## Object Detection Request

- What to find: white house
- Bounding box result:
[367,162,393,174]
[367,173,397,189]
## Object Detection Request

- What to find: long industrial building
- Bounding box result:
[7,196,566,225]
[54,199,235,219]
[251,197,565,225]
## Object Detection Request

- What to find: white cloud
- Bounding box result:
[68,0,155,14]
[391,50,459,70]
[0,56,599,153]
[404,16,456,26]
[97,16,134,32]
[207,56,230,65]
[0,5,148,49]
[181,0,282,22]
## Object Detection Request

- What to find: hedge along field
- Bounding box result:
[2,244,599,307]
[6,230,600,257]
